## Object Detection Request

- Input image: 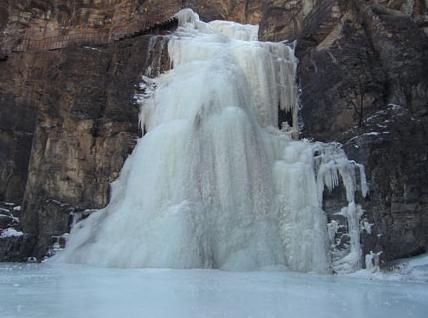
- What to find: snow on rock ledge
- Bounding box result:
[1,228,24,238]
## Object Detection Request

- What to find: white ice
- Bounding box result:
[55,9,367,273]
[352,253,428,282]
[0,263,427,318]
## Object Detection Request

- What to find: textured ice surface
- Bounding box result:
[0,263,427,318]
[56,9,367,273]
[353,253,428,282]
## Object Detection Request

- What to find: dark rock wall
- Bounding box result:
[259,0,319,41]
[0,53,37,203]
[0,29,170,259]
[0,0,263,55]
[21,36,170,259]
[289,0,428,263]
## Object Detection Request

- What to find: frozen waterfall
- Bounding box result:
[55,9,367,273]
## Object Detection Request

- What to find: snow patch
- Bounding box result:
[0,228,23,238]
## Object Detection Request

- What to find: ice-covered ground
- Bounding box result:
[0,263,427,318]
[351,253,428,283]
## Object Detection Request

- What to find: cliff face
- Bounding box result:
[20,39,161,259]
[0,0,427,265]
[7,34,177,259]
[291,0,428,261]
[0,0,262,49]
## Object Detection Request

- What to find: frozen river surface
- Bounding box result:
[0,263,427,318]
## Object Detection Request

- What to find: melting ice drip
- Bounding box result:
[56,9,367,273]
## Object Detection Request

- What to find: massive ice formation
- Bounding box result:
[56,9,367,273]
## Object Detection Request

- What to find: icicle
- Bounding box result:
[361,220,373,234]
[357,164,369,198]
[327,220,339,242]
[332,202,363,273]
[365,251,382,272]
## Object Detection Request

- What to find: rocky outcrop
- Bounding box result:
[0,0,263,55]
[0,233,35,262]
[259,0,319,41]
[0,202,35,262]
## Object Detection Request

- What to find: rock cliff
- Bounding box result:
[293,0,428,263]
[0,0,427,266]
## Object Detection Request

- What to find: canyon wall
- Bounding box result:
[0,0,427,266]
[294,0,428,262]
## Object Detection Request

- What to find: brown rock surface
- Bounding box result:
[0,52,37,203]
[291,0,428,264]
[1,0,263,54]
[18,34,170,258]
